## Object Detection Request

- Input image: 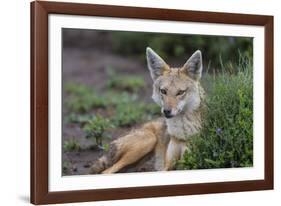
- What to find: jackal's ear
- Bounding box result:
[146,47,169,81]
[182,50,203,81]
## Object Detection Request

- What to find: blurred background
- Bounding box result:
[63,28,253,72]
[62,28,253,175]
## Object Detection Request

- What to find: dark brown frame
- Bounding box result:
[31,0,274,204]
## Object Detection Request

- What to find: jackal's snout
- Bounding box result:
[163,109,173,118]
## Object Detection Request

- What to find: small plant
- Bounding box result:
[63,139,81,152]
[103,143,110,152]
[83,116,113,149]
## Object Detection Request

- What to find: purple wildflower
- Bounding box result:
[216,128,222,135]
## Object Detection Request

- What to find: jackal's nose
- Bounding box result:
[163,109,173,118]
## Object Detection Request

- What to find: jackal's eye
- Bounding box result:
[160,89,167,95]
[176,90,186,96]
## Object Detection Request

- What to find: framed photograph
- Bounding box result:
[31,1,274,204]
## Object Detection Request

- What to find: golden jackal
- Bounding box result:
[90,48,205,174]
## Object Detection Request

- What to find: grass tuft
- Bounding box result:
[65,83,107,112]
[63,139,81,152]
[106,70,145,92]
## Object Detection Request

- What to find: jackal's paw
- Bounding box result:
[89,164,103,174]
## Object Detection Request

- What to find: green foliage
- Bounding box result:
[103,143,110,152]
[107,74,145,92]
[63,139,81,152]
[64,29,253,72]
[83,116,113,146]
[64,80,162,129]
[144,103,162,116]
[177,56,253,170]
[105,91,138,106]
[65,96,96,113]
[64,113,95,125]
[83,116,113,149]
[111,32,152,57]
[112,103,146,127]
[65,83,107,112]
[111,31,253,70]
[64,82,92,96]
[111,99,161,127]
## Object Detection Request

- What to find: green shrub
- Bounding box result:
[83,116,113,147]
[177,57,253,170]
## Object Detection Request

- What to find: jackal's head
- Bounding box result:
[146,47,203,119]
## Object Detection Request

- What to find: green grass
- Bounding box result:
[107,75,145,92]
[64,83,107,112]
[64,82,92,96]
[106,100,159,127]
[62,160,71,175]
[104,91,138,106]
[65,81,144,114]
[112,102,146,127]
[65,80,161,128]
[64,113,95,125]
[106,67,145,92]
[66,95,106,112]
[177,56,253,170]
[63,139,81,152]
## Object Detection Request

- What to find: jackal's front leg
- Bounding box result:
[164,137,186,171]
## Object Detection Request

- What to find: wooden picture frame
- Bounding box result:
[31,0,274,204]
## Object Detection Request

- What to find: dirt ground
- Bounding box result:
[62,48,158,176]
